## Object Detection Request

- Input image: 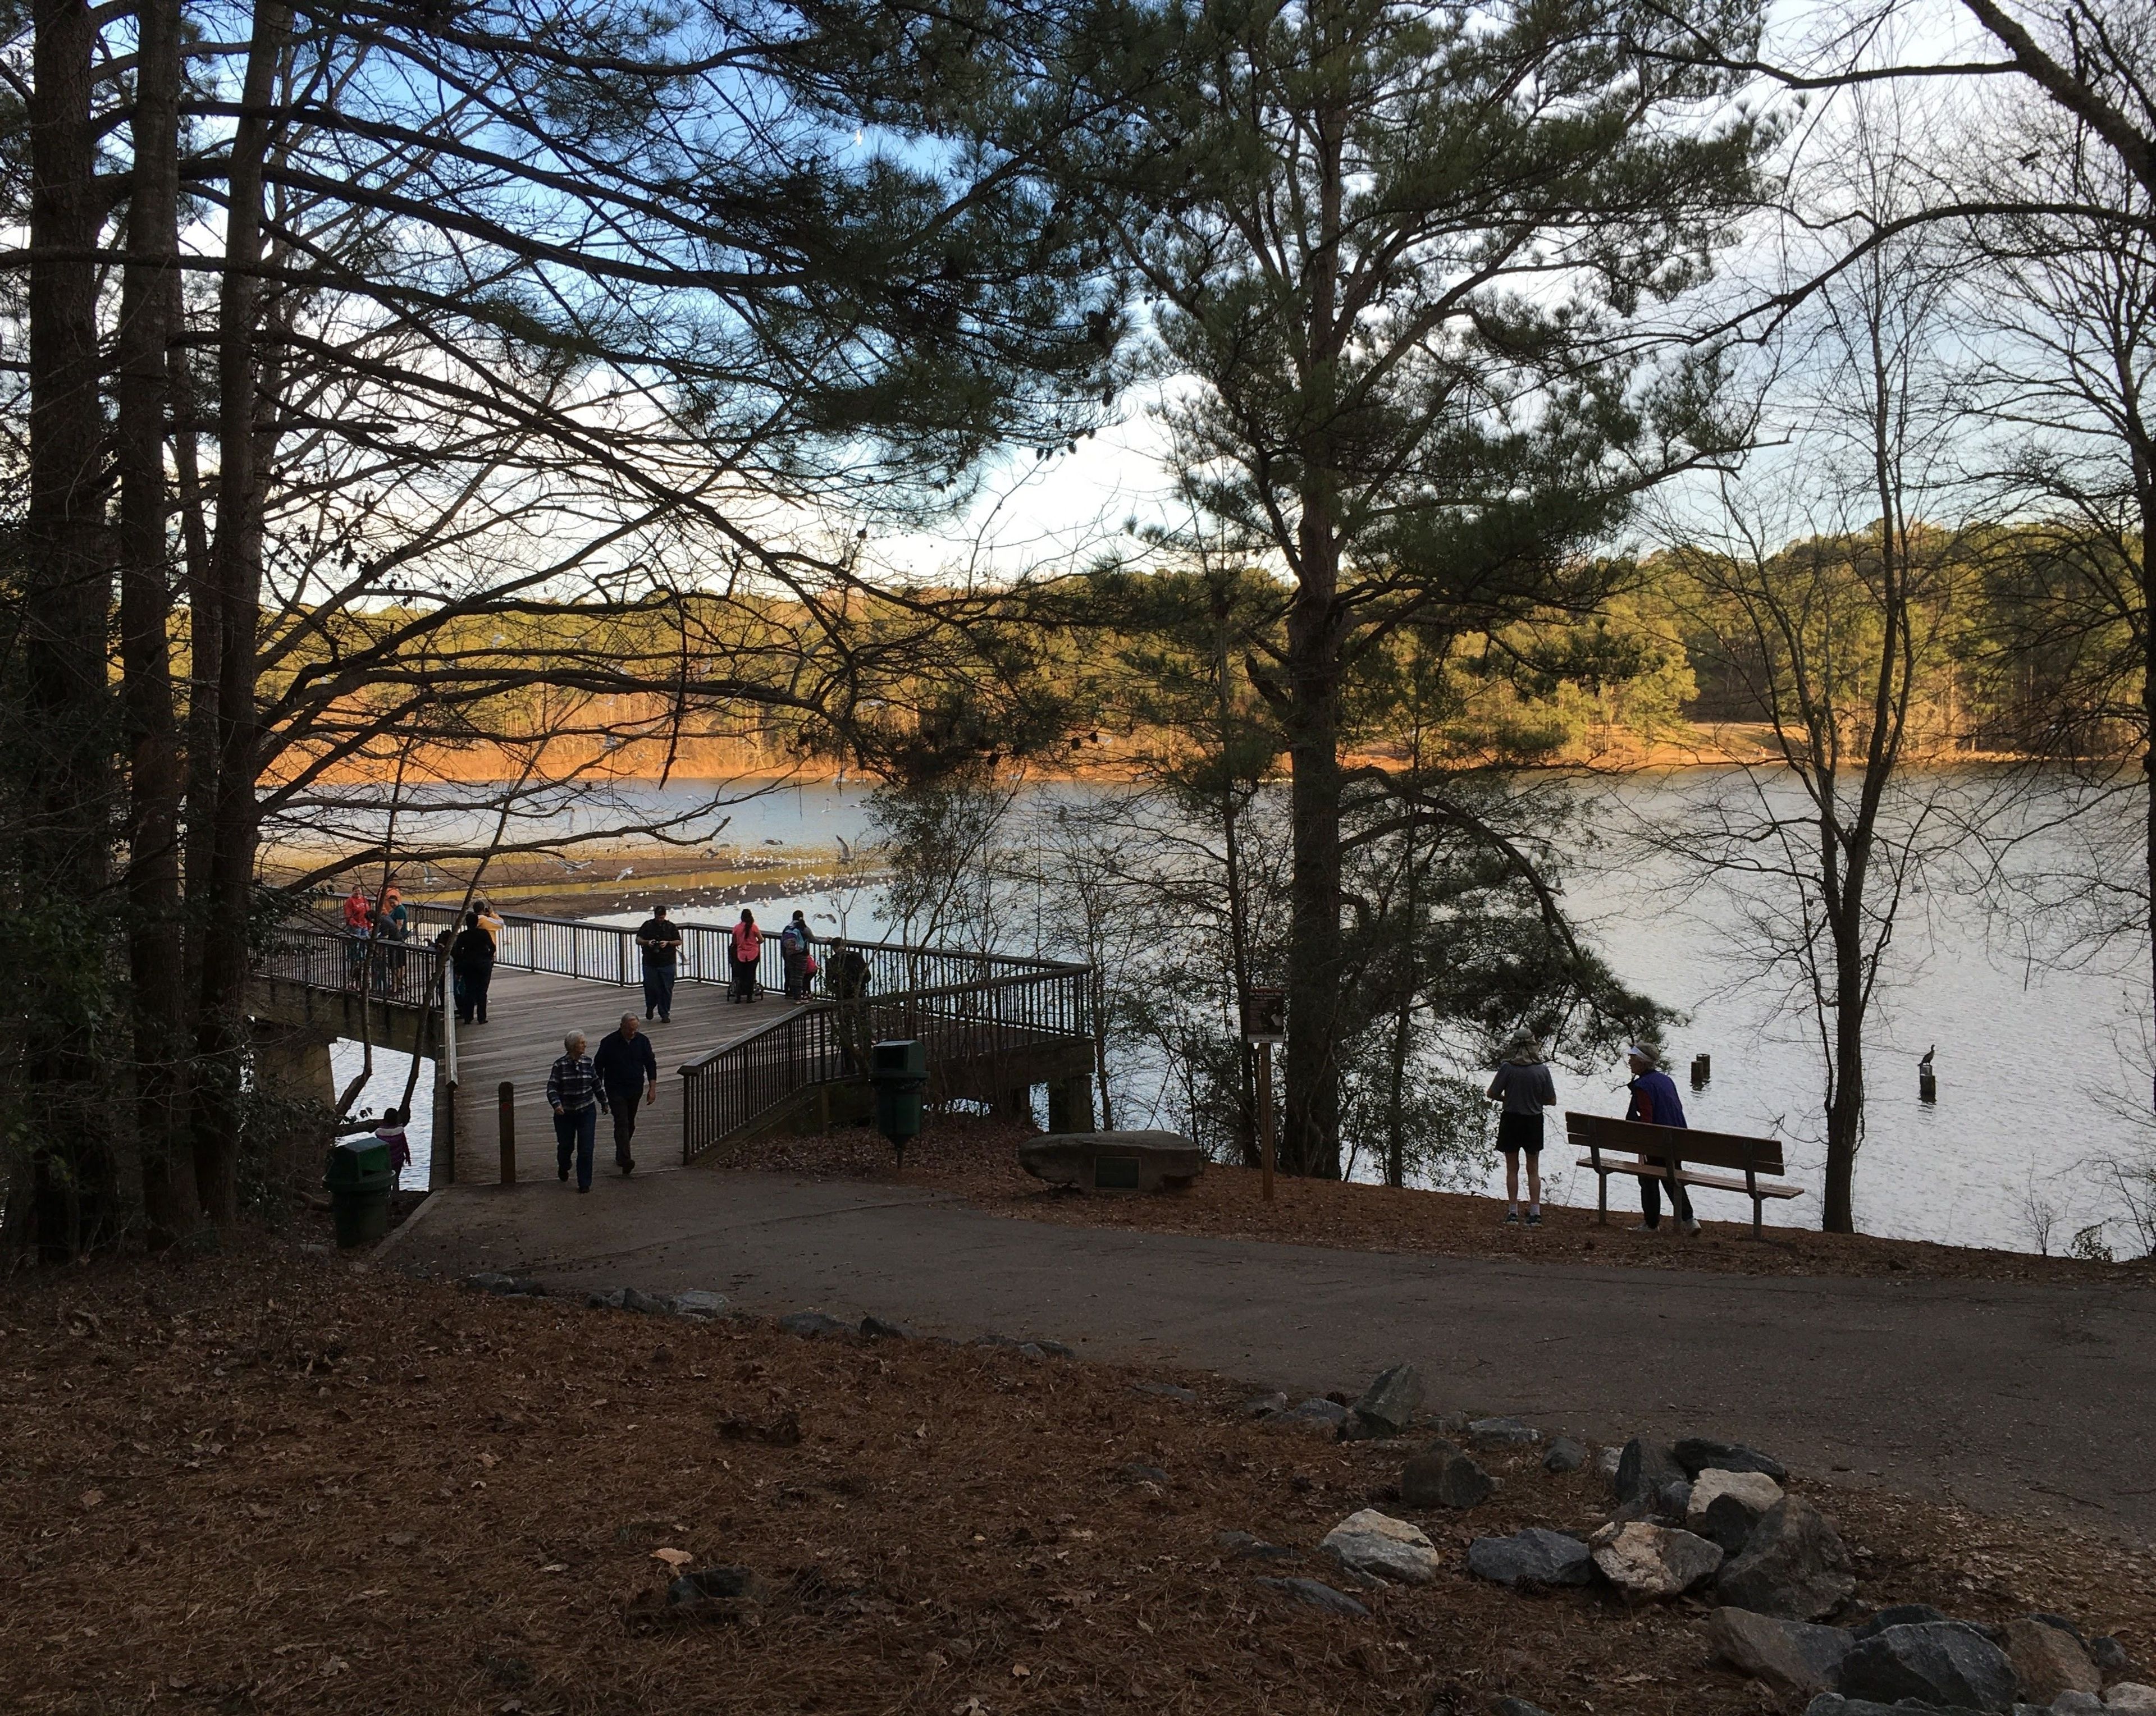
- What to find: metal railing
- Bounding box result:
[257,921,446,1004]
[677,1005,849,1160]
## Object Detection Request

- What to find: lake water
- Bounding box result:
[334,774,2154,1255]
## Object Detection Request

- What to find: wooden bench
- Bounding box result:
[1566,1111,1803,1239]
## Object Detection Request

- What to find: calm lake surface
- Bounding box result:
[340,774,2153,1254]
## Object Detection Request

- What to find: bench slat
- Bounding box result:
[1564,1110,1787,1177]
[1572,1155,1803,1199]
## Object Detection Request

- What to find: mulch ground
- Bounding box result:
[4,1241,2152,1716]
[723,1112,2156,1286]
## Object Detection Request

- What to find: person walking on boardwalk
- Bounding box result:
[547,1031,608,1193]
[449,908,496,1024]
[636,903,683,1021]
[780,909,811,999]
[594,1012,659,1175]
[1625,1044,1699,1235]
[728,908,763,1004]
[1487,1036,1557,1227]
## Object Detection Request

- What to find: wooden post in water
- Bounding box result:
[498,1081,516,1183]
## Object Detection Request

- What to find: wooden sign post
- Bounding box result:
[1240,987,1286,1203]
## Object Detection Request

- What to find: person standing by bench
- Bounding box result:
[1626,1045,1699,1235]
[1487,1037,1557,1227]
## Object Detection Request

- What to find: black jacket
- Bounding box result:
[593,1027,659,1096]
[450,925,495,974]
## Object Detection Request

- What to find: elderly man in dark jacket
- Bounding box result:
[593,1012,659,1177]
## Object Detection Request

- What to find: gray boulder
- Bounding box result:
[1493,1703,1554,1716]
[1400,1444,1495,1511]
[1838,1622,2020,1713]
[1275,1397,1349,1433]
[2049,1695,2106,1715]
[1321,1509,1442,1584]
[1716,1498,1856,1621]
[1856,1605,1956,1639]
[2003,1617,2102,1705]
[1466,1527,1593,1588]
[1252,1576,1369,1618]
[1690,1469,1786,1554]
[467,1272,545,1297]
[1351,1364,1425,1437]
[1131,1380,1199,1402]
[1660,1479,1696,1518]
[1216,1530,1295,1563]
[1676,1436,1789,1480]
[670,1289,729,1319]
[1242,1391,1290,1418]
[2107,1686,2156,1714]
[1543,1436,1588,1474]
[1616,1438,1688,1505]
[777,1310,851,1337]
[1803,1700,1986,1716]
[2093,1639,2134,1677]
[1709,1607,1857,1699]
[858,1314,919,1340]
[1590,1521,1724,1598]
[1018,1130,1204,1193]
[1467,1416,1541,1447]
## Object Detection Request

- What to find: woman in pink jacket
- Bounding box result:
[728,909,764,1004]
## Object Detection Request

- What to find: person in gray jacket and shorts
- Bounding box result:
[1487,1037,1557,1226]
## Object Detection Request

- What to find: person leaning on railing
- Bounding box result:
[830,939,872,1073]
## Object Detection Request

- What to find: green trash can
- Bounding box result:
[325,1134,394,1248]
[870,1040,927,1163]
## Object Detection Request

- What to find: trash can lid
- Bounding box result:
[327,1137,391,1178]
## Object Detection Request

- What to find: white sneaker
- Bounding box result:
[1681,1217,1701,1237]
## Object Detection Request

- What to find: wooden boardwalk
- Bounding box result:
[446,970,798,1184]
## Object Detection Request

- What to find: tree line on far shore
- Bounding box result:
[0,0,2151,1261]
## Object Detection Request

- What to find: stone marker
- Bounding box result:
[1321,1509,1442,1584]
[1715,1498,1857,1621]
[1400,1444,1494,1511]
[2004,1617,2103,1704]
[1615,1437,1688,1505]
[1543,1436,1588,1474]
[1589,1521,1724,1598]
[1838,1621,2020,1713]
[1252,1575,1370,1618]
[1017,1130,1204,1193]
[1466,1527,1593,1588]
[1350,1364,1425,1437]
[1709,1606,1858,1699]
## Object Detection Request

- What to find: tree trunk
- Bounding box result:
[1822,898,1865,1234]
[193,3,289,1225]
[21,0,118,1259]
[117,0,196,1243]
[1281,526,1344,1178]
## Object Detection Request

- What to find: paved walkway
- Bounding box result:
[387,1170,2156,1540]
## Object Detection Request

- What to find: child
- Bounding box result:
[1487,1038,1557,1227]
[376,1106,413,1189]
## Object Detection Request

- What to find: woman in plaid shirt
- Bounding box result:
[547,1032,609,1192]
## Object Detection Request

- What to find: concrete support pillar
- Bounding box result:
[992,1082,1035,1123]
[249,1022,339,1194]
[1047,1073,1095,1134]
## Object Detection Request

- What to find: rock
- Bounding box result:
[2107,1687,2156,1714]
[1016,1343,1048,1360]
[669,1289,728,1319]
[1493,1702,1554,1716]
[1466,1416,1541,1447]
[1838,1622,2020,1713]
[1590,1521,1724,1598]
[776,1310,850,1338]
[1710,1607,1857,1699]
[666,1565,768,1610]
[1467,1527,1594,1588]
[1274,1397,1349,1433]
[1035,1339,1077,1359]
[1715,1498,1856,1621]
[1400,1444,1495,1510]
[1018,1130,1204,1192]
[1252,1576,1369,1618]
[1854,1605,1955,1640]
[1597,1445,1624,1485]
[1216,1530,1295,1563]
[1320,1509,1442,1584]
[1131,1381,1200,1402]
[466,1272,545,1297]
[2051,1695,2106,1715]
[619,1286,666,1315]
[2093,1640,2134,1678]
[586,1287,629,1308]
[1242,1392,1290,1418]
[1660,1479,1695,1518]
[1676,1437,1789,1480]
[1120,1463,1170,1486]
[1802,1700,1984,1716]
[1689,1468,1785,1553]
[2006,1618,2103,1704]
[858,1315,918,1340]
[1543,1436,1588,1474]
[1615,1438,1688,1505]
[1351,1364,1425,1436]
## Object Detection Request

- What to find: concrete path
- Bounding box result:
[387,1170,2156,1541]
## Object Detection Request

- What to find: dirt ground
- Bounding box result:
[721,1111,2156,1287]
[4,1241,2151,1716]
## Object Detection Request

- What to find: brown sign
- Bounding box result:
[1240,986,1286,1045]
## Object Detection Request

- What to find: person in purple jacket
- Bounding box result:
[1625,1044,1700,1235]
